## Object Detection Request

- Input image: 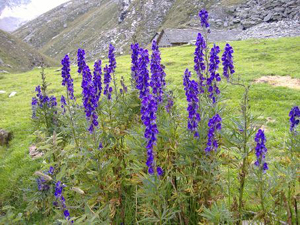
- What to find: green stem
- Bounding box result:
[112,72,118,101]
[65,91,79,149]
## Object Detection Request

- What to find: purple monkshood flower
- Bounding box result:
[254,129,268,172]
[61,95,67,113]
[77,49,86,74]
[150,40,166,104]
[81,65,98,133]
[98,142,103,149]
[207,44,221,104]
[205,114,222,153]
[157,167,164,176]
[131,43,140,83]
[222,43,235,80]
[31,86,57,118]
[183,69,201,138]
[136,48,150,99]
[36,166,54,191]
[61,54,75,100]
[141,94,162,176]
[194,33,206,93]
[93,60,102,102]
[103,65,113,100]
[54,181,73,223]
[108,44,116,73]
[289,106,300,132]
[199,9,210,29]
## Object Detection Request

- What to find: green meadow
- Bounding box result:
[0,36,299,208]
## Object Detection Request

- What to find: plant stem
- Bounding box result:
[112,72,118,101]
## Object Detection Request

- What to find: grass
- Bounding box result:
[0,37,299,208]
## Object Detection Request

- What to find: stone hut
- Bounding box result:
[152,28,241,47]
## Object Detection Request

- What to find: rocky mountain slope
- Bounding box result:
[13,0,300,61]
[0,29,58,73]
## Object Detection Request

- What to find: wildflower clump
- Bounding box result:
[183,69,200,138]
[194,33,206,93]
[254,129,268,172]
[289,106,300,132]
[82,65,98,133]
[61,55,75,100]
[207,45,221,103]
[205,114,222,153]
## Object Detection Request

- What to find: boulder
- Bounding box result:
[0,129,13,146]
[264,12,273,22]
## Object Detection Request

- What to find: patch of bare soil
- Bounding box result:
[255,76,300,90]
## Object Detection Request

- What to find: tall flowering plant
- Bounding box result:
[207,45,221,104]
[136,48,150,99]
[131,43,140,85]
[81,65,98,133]
[93,60,102,102]
[31,66,58,134]
[77,48,86,74]
[183,69,200,138]
[194,33,206,93]
[140,94,162,175]
[150,40,166,104]
[253,129,269,223]
[61,55,75,101]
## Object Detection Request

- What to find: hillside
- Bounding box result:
[0,29,58,73]
[13,0,300,61]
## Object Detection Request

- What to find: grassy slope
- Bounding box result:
[0,37,299,205]
[0,30,58,73]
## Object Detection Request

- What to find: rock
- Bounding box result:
[264,13,273,22]
[0,58,3,65]
[274,7,285,12]
[0,129,13,146]
[9,92,17,98]
[29,145,44,159]
[0,70,9,74]
[63,23,67,28]
[0,90,6,94]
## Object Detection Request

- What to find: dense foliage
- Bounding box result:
[1,9,299,225]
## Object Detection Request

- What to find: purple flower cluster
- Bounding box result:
[131,43,140,83]
[141,94,162,175]
[61,55,75,100]
[54,181,72,223]
[150,40,166,104]
[60,95,67,113]
[205,114,222,153]
[93,60,102,102]
[289,106,300,132]
[103,65,113,100]
[108,44,116,73]
[136,48,150,99]
[183,69,201,138]
[194,33,206,93]
[207,45,221,103]
[81,65,98,133]
[77,49,86,74]
[199,9,209,29]
[36,166,54,191]
[31,86,57,118]
[222,43,235,80]
[254,129,268,172]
